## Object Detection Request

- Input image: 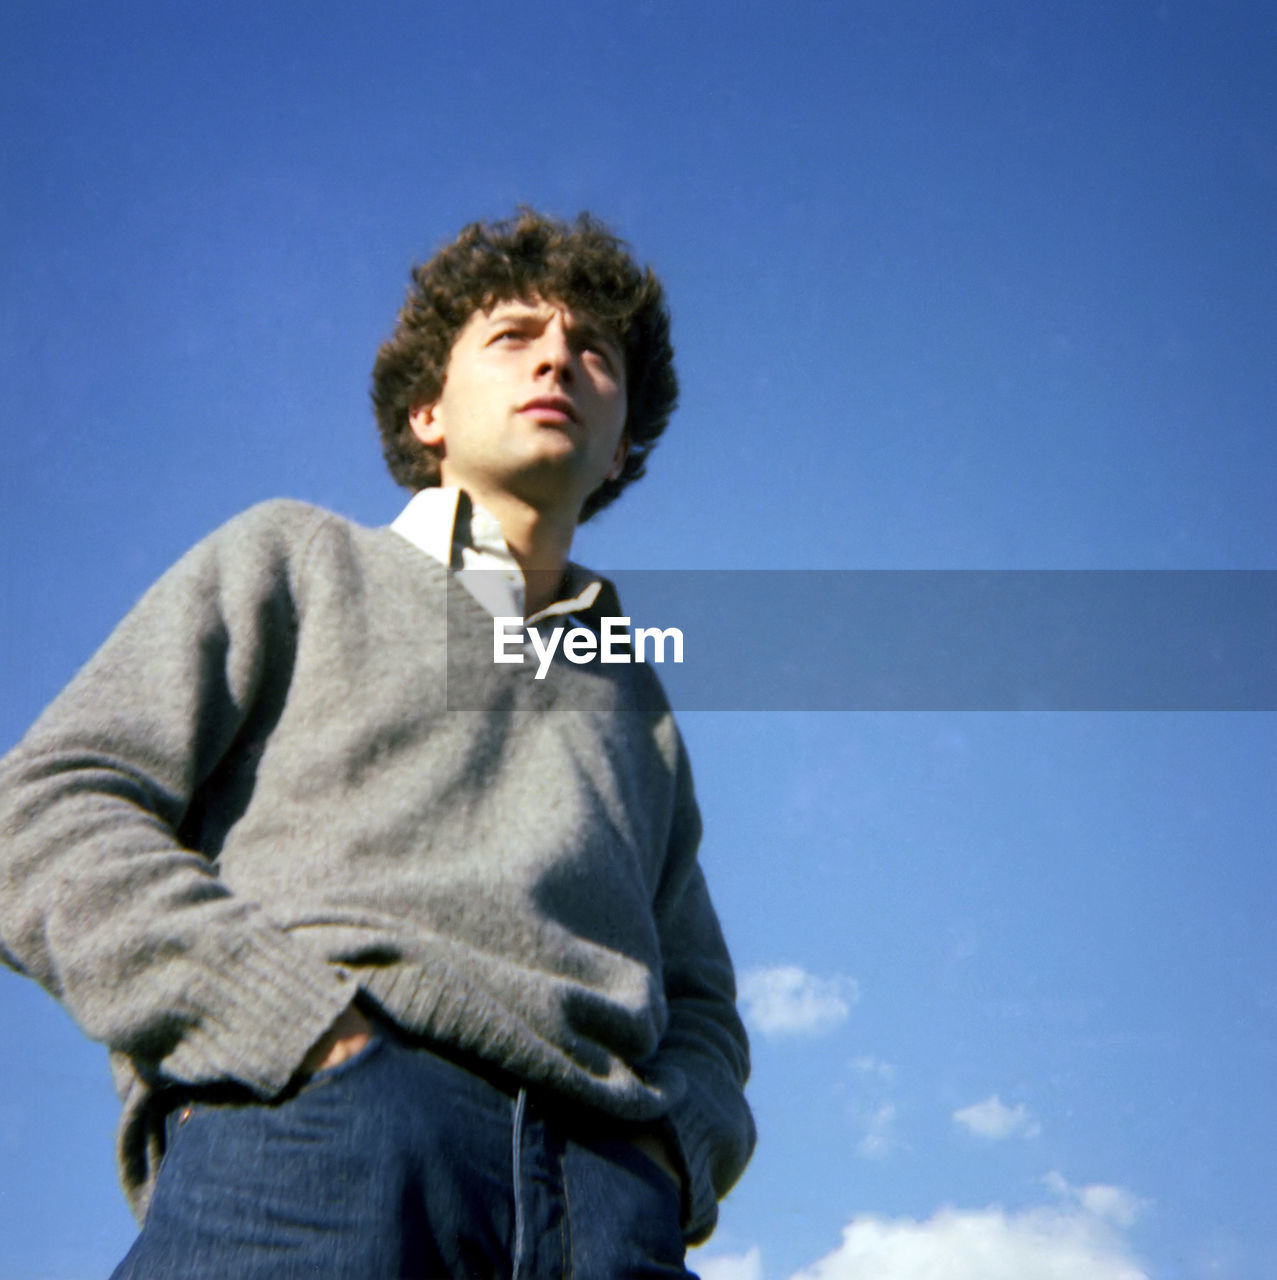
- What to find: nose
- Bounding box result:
[533,318,574,383]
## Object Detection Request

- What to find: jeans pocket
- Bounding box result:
[161,1030,388,1158]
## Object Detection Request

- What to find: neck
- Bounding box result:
[467,486,578,616]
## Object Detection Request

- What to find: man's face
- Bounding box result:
[409,297,628,521]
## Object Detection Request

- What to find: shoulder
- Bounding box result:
[191,499,380,573]
[136,500,386,620]
[202,500,449,611]
[211,498,354,548]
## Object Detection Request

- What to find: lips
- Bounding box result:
[518,395,579,424]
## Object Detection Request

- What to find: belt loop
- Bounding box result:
[511,1087,529,1279]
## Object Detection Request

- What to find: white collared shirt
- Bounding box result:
[389,487,604,624]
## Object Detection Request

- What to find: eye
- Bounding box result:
[580,338,620,374]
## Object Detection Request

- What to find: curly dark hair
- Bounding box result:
[371,209,678,522]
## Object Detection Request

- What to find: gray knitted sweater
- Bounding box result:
[0,499,753,1243]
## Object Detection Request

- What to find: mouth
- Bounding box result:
[518,395,579,425]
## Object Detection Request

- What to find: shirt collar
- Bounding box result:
[389,487,613,624]
[390,486,464,568]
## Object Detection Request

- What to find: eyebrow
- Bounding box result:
[485,303,541,324]
[485,306,624,359]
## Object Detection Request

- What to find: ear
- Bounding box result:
[606,434,629,482]
[408,402,445,449]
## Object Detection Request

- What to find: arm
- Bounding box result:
[0,503,358,1097]
[645,737,756,1245]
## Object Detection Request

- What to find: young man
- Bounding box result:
[0,211,753,1277]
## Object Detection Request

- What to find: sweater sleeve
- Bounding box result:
[0,502,358,1097]
[647,735,756,1245]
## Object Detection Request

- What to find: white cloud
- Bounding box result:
[856,1102,898,1158]
[698,1177,1148,1280]
[692,1246,764,1280]
[1043,1171,1146,1229]
[696,1176,1149,1280]
[844,1056,900,1157]
[849,1056,895,1082]
[787,1184,1149,1280]
[738,965,858,1036]
[953,1094,1041,1140]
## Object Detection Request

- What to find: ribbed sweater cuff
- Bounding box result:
[158,925,359,1097]
[665,1088,725,1245]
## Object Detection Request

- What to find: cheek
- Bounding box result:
[599,376,627,420]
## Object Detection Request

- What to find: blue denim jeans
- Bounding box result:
[110,1026,696,1279]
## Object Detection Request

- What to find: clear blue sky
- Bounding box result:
[2,3,1274,1277]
